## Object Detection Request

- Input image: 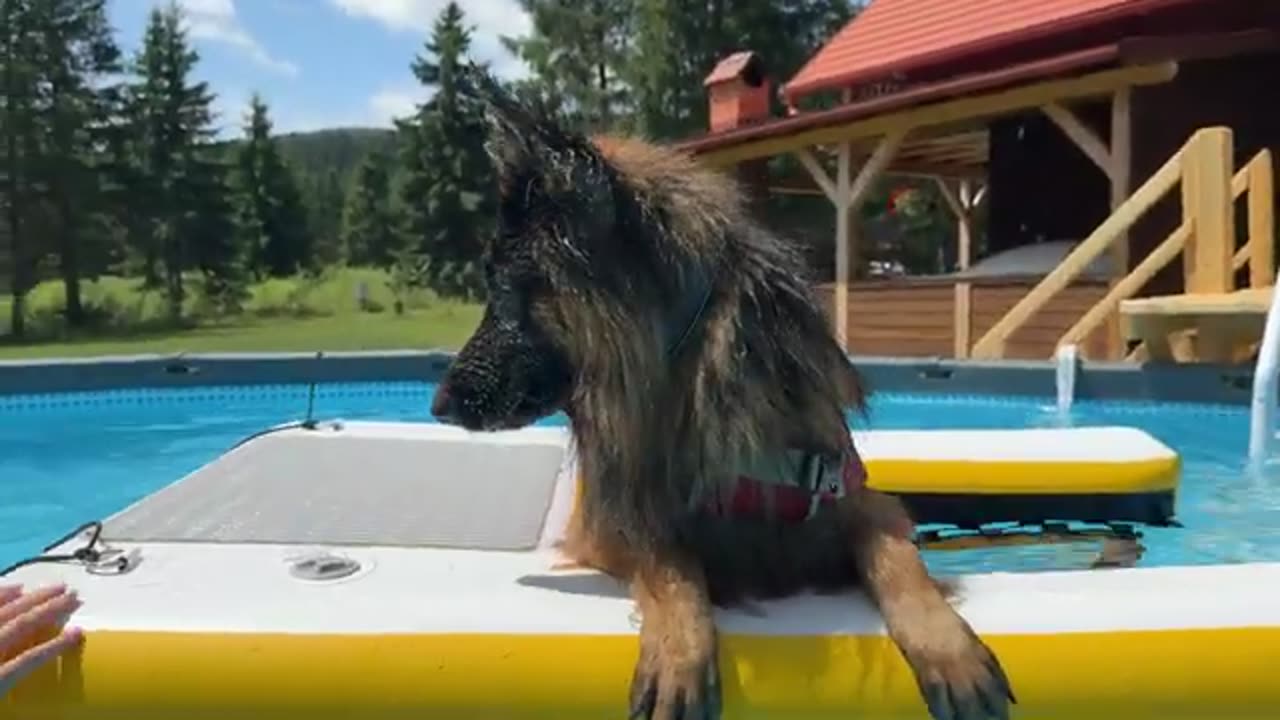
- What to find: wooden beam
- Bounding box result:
[934,176,977,359]
[696,62,1178,167]
[793,149,839,204]
[1043,102,1113,177]
[843,131,905,289]
[1108,88,1133,254]
[954,282,972,358]
[884,165,987,181]
[770,160,984,196]
[1109,88,1134,210]
[834,141,852,349]
[1181,127,1234,294]
[1106,86,1133,359]
[1248,150,1275,289]
[1060,222,1191,348]
[958,180,974,270]
[935,177,964,219]
[969,184,988,208]
[848,131,906,209]
[954,178,975,359]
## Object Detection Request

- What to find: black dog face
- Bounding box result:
[431,66,614,431]
[429,283,573,432]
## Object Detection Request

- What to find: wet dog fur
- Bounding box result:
[431,65,1015,720]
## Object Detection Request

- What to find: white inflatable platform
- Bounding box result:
[2,421,1277,720]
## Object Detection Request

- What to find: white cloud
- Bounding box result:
[368,85,427,126]
[330,0,531,80]
[175,0,300,77]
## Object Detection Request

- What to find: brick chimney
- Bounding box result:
[704,51,772,133]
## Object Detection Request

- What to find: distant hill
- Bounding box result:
[217,126,399,185]
[274,127,398,183]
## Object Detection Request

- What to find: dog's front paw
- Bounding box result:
[628,625,722,720]
[905,618,1015,720]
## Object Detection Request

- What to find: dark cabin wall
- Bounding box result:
[985,100,1112,262]
[1129,50,1280,297]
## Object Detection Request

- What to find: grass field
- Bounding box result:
[0,267,484,360]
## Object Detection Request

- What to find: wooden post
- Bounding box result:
[937,178,981,358]
[834,142,852,347]
[1105,87,1133,359]
[1109,88,1133,268]
[1248,150,1275,289]
[1181,127,1234,294]
[824,132,906,349]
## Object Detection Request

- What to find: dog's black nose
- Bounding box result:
[431,384,459,424]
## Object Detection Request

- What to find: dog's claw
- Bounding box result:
[628,640,721,720]
[629,681,656,720]
[911,633,1015,720]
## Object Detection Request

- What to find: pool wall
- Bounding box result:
[0,350,1259,406]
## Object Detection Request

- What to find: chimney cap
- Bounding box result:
[704,51,766,88]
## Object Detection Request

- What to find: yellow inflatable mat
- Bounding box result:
[857,426,1179,529]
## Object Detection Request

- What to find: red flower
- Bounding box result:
[886,186,913,216]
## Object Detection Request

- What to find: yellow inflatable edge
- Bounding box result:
[7,625,1277,720]
[864,457,1179,495]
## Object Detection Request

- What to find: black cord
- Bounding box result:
[302,350,324,430]
[0,520,111,577]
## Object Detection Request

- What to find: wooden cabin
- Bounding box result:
[680,0,1280,362]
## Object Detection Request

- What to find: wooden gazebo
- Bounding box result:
[680,0,1280,362]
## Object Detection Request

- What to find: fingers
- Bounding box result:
[0,586,23,606]
[0,626,84,694]
[0,585,82,659]
[0,584,71,626]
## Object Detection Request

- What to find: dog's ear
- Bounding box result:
[456,62,549,189]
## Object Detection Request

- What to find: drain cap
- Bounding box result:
[288,552,362,582]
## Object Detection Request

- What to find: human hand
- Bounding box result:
[0,584,84,696]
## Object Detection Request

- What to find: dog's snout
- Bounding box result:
[431,383,459,424]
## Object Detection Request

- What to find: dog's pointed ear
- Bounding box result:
[456,61,545,187]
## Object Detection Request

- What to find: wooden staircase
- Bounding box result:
[1120,286,1272,363]
[969,126,1275,364]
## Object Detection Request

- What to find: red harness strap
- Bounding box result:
[711,447,868,524]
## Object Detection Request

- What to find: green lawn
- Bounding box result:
[0,267,484,360]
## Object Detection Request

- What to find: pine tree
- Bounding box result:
[0,0,43,338]
[28,0,123,327]
[396,2,492,300]
[231,93,311,278]
[97,74,150,281]
[501,0,635,133]
[341,150,397,268]
[304,168,346,267]
[189,149,246,315]
[126,1,222,322]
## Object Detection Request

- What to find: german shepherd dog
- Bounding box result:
[432,65,1015,720]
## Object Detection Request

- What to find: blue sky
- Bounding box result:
[105,0,533,137]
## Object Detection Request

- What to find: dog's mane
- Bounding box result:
[560,133,868,558]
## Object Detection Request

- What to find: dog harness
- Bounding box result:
[709,446,868,524]
[662,266,866,524]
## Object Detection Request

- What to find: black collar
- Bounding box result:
[665,265,714,359]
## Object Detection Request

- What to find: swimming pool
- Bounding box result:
[2,381,1277,576]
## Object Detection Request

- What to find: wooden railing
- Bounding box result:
[969,126,1275,360]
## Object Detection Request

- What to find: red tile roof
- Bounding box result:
[784,0,1193,102]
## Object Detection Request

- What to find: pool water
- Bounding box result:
[2,382,1278,576]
